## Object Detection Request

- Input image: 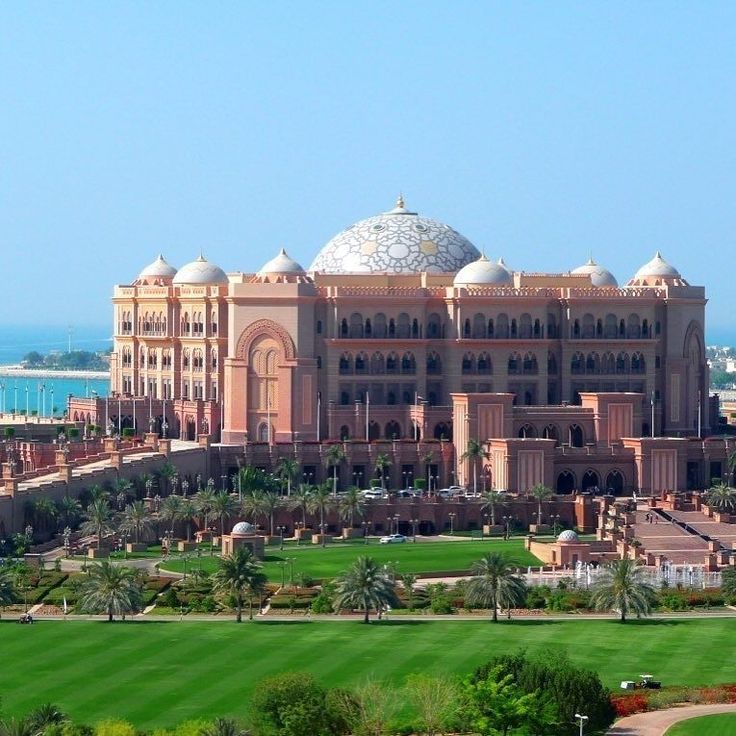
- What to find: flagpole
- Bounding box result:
[414,392,419,442]
[365,391,370,441]
[316,391,321,441]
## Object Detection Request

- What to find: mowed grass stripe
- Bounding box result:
[4,619,736,728]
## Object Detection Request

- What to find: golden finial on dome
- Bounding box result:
[396,193,405,209]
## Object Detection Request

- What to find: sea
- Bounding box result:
[0,325,111,415]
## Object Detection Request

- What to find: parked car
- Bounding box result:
[361,488,384,500]
[395,489,418,498]
[379,534,407,544]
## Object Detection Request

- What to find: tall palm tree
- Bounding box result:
[180,497,198,541]
[728,448,736,486]
[159,494,185,538]
[288,484,312,528]
[373,453,391,490]
[195,487,217,530]
[480,488,506,527]
[422,450,434,490]
[333,556,400,623]
[338,487,366,529]
[308,482,334,546]
[119,500,153,544]
[706,482,736,512]
[461,439,490,495]
[275,457,299,496]
[113,479,135,510]
[79,561,143,621]
[465,552,527,622]
[325,444,346,495]
[211,547,266,622]
[530,483,554,527]
[56,496,82,529]
[80,497,115,549]
[31,498,58,537]
[259,491,282,537]
[402,573,417,610]
[238,466,267,496]
[241,490,267,529]
[159,461,177,496]
[590,558,655,622]
[209,491,238,537]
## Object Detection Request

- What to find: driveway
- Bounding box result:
[607,703,736,735]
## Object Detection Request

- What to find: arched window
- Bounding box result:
[601,352,615,374]
[364,317,372,337]
[497,314,509,339]
[556,471,576,494]
[374,313,387,338]
[427,351,442,375]
[355,352,368,374]
[258,422,270,442]
[385,420,402,439]
[522,352,538,375]
[401,352,416,374]
[349,313,364,338]
[604,313,617,339]
[389,318,396,337]
[462,352,475,374]
[463,318,471,338]
[543,424,560,444]
[397,313,410,339]
[631,352,646,374]
[477,352,492,374]
[547,351,557,374]
[368,421,380,441]
[582,313,595,339]
[571,352,585,375]
[641,319,649,338]
[596,318,602,338]
[472,313,485,339]
[386,352,399,374]
[518,424,536,438]
[616,352,630,374]
[627,314,641,339]
[581,469,600,491]
[546,313,557,339]
[412,318,420,338]
[340,318,348,338]
[427,313,442,339]
[572,319,581,339]
[519,313,532,339]
[585,352,600,374]
[569,424,584,447]
[339,353,353,374]
[510,318,518,338]
[370,351,385,374]
[434,421,452,440]
[508,353,521,375]
[606,470,624,495]
[340,425,350,440]
[487,318,494,338]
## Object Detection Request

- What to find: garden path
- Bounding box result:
[606,703,736,735]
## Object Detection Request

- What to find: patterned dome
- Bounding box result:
[173,255,228,285]
[309,196,480,274]
[232,521,256,535]
[139,254,177,280]
[557,529,579,543]
[571,258,618,287]
[454,255,512,286]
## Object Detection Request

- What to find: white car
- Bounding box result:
[379,534,407,544]
[361,488,384,500]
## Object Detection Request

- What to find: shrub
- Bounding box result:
[122,428,135,439]
[4,427,15,439]
[611,693,648,717]
[311,592,334,614]
[94,720,136,736]
[430,596,454,615]
[68,428,80,439]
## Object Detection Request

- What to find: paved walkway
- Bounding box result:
[607,703,736,735]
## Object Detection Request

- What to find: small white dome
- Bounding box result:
[634,251,681,279]
[454,254,513,287]
[139,254,177,279]
[258,248,306,275]
[557,529,579,543]
[232,521,255,535]
[173,255,228,285]
[571,257,618,287]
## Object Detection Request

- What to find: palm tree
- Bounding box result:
[308,482,334,546]
[238,465,267,496]
[325,444,346,495]
[338,487,366,529]
[461,439,490,494]
[30,498,58,537]
[402,573,417,610]
[201,719,247,736]
[210,491,239,537]
[0,718,37,736]
[373,453,391,490]
[88,484,110,502]
[56,496,82,529]
[728,448,736,486]
[706,482,736,512]
[80,497,115,549]
[26,704,65,732]
[480,488,506,527]
[119,500,153,545]
[180,497,198,541]
[288,484,312,528]
[590,558,655,622]
[159,461,177,495]
[113,479,135,510]
[530,483,554,527]
[195,487,217,530]
[79,561,143,621]
[334,556,400,623]
[259,491,282,537]
[159,494,186,540]
[211,547,266,622]
[275,457,299,496]
[422,450,434,490]
[465,552,527,622]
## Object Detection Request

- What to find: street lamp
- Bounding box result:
[295,521,304,546]
[574,714,588,736]
[552,514,561,537]
[277,525,286,551]
[482,513,489,540]
[287,557,296,586]
[393,513,400,535]
[503,515,514,540]
[362,520,372,544]
[63,526,72,558]
[448,511,456,535]
[181,479,190,497]
[410,518,419,542]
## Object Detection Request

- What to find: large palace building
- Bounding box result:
[70,197,726,495]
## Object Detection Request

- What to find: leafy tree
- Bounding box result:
[706,482,736,512]
[373,453,391,490]
[119,501,153,545]
[325,444,346,495]
[338,487,366,529]
[0,569,14,613]
[333,680,400,736]
[56,496,82,529]
[461,439,490,494]
[333,556,400,623]
[209,491,239,537]
[459,667,552,736]
[405,674,458,736]
[249,672,346,736]
[529,484,554,526]
[401,573,417,610]
[466,552,527,622]
[79,561,143,621]
[80,497,115,550]
[238,466,268,496]
[473,650,615,736]
[287,484,312,527]
[212,547,266,622]
[722,566,736,600]
[590,558,655,622]
[480,489,506,527]
[307,483,334,546]
[275,458,299,496]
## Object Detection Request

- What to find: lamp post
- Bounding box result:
[449,511,456,535]
[393,513,400,536]
[277,560,287,590]
[410,518,419,542]
[181,479,189,497]
[362,520,372,544]
[277,525,286,551]
[287,556,296,586]
[503,515,513,540]
[63,526,72,558]
[552,514,561,537]
[482,513,489,540]
[574,714,588,736]
[294,520,304,546]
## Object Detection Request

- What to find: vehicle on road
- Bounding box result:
[361,489,384,500]
[379,534,407,544]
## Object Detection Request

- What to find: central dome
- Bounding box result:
[309,196,480,274]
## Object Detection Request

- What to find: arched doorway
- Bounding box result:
[385,420,402,439]
[368,421,380,441]
[606,470,624,496]
[581,469,600,492]
[518,424,536,438]
[434,421,452,440]
[556,470,575,494]
[186,417,196,441]
[569,424,584,447]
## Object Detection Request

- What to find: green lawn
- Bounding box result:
[161,538,542,582]
[3,619,736,728]
[666,713,736,735]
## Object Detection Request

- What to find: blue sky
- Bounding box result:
[1,2,735,341]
